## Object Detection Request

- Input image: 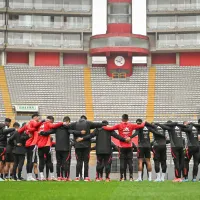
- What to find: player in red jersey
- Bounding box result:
[18,113,44,181]
[37,116,64,181]
[103,114,145,181]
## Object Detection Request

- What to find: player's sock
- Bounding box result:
[155,173,161,181]
[148,172,152,181]
[35,173,38,179]
[40,172,44,180]
[27,173,31,180]
[124,172,127,180]
[50,173,55,179]
[138,171,142,180]
[120,173,123,180]
[96,172,99,179]
[156,173,160,179]
[10,173,13,179]
[29,173,34,179]
[130,174,133,179]
[192,175,197,182]
[5,173,8,179]
[161,173,165,181]
[0,174,3,179]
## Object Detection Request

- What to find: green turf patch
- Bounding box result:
[0,181,199,200]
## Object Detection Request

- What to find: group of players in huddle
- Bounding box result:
[0,113,200,182]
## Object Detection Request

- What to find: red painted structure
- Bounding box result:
[89,0,149,77]
[63,53,87,65]
[7,52,29,64]
[152,53,176,65]
[180,52,200,66]
[35,52,59,66]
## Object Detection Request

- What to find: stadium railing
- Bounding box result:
[148,3,199,12]
[9,2,92,12]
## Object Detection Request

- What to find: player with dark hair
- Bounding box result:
[103,114,145,181]
[39,116,85,181]
[182,122,200,182]
[4,122,19,181]
[132,119,165,182]
[155,121,185,182]
[8,128,31,181]
[197,119,200,182]
[0,122,15,181]
[20,121,39,180]
[69,115,107,182]
[123,142,137,181]
[37,116,64,181]
[4,118,11,128]
[90,139,118,180]
[149,123,170,182]
[1,118,12,180]
[76,120,129,182]
[18,113,44,181]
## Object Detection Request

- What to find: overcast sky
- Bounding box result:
[92,0,147,63]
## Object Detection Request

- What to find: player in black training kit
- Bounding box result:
[197,119,200,182]
[90,139,118,180]
[39,116,85,181]
[157,121,185,182]
[197,119,200,161]
[0,122,15,181]
[76,120,129,182]
[70,115,106,182]
[132,119,164,181]
[182,122,200,182]
[4,122,19,181]
[151,123,170,182]
[123,142,137,181]
[9,128,31,181]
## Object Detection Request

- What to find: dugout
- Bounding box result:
[14,105,39,123]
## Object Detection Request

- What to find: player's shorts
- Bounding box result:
[119,147,133,159]
[183,146,199,163]
[34,154,38,164]
[137,147,151,159]
[5,152,14,162]
[0,147,6,162]
[152,146,167,161]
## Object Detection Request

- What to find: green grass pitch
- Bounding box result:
[0,181,200,200]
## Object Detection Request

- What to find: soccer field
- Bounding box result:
[0,181,199,200]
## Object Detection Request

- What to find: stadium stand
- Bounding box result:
[91,67,149,124]
[0,90,6,121]
[0,66,14,122]
[4,65,86,121]
[1,65,199,177]
[3,65,200,124]
[154,66,200,123]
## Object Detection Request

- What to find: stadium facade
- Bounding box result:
[147,0,200,66]
[0,0,150,77]
[0,0,92,66]
[90,0,149,77]
[1,0,200,68]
